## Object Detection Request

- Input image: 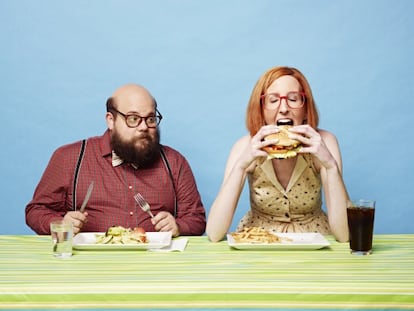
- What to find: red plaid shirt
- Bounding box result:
[25,130,206,235]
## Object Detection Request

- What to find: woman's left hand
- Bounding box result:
[288,125,336,170]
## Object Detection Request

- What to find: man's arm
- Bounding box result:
[171,153,206,236]
[25,146,75,234]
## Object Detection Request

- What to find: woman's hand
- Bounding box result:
[289,125,337,169]
[239,125,280,171]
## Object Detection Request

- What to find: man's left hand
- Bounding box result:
[151,211,179,237]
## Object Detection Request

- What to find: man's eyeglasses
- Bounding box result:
[260,91,306,110]
[111,107,163,128]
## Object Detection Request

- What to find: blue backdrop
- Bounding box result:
[1,0,413,234]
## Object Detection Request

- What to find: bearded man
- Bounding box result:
[26,84,206,237]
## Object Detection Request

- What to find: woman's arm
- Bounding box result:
[207,125,289,242]
[206,136,251,242]
[290,126,349,242]
[318,130,349,242]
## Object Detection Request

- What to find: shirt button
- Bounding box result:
[129,211,134,216]
[128,185,133,190]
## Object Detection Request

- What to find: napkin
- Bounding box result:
[149,238,188,252]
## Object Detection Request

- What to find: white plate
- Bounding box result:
[73,232,172,250]
[227,232,330,250]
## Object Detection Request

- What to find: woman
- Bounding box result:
[206,66,349,242]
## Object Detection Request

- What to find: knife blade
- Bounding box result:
[79,181,94,212]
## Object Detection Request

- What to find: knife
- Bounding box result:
[79,181,94,212]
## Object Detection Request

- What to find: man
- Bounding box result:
[26,84,206,237]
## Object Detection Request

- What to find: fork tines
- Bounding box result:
[134,193,146,208]
[134,193,154,217]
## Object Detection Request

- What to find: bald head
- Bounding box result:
[105,83,161,167]
[111,84,151,98]
[107,84,156,112]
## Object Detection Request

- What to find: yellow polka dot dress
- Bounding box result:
[237,155,331,234]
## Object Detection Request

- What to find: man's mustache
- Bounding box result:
[132,134,152,142]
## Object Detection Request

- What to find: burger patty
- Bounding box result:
[268,143,299,151]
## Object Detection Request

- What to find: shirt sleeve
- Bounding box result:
[168,149,206,236]
[25,143,78,234]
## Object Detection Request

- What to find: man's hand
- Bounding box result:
[63,211,88,235]
[151,211,179,237]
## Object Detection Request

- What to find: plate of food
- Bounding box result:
[73,226,172,250]
[227,227,330,250]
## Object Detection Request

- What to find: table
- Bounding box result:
[0,234,413,310]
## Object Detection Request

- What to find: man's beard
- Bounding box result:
[110,129,161,168]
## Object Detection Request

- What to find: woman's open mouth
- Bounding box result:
[276,119,293,126]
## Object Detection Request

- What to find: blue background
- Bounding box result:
[1,0,413,234]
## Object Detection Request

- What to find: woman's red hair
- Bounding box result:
[246,66,319,136]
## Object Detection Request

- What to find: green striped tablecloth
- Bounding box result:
[0,234,413,310]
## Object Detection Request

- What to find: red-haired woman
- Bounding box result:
[207,66,349,243]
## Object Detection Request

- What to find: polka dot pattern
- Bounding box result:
[237,155,331,234]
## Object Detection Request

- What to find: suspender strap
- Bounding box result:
[71,141,175,215]
[160,147,177,218]
[72,139,86,210]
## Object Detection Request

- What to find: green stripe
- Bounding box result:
[0,234,413,309]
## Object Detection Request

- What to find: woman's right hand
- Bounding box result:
[238,125,279,171]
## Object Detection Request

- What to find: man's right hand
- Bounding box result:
[63,211,88,235]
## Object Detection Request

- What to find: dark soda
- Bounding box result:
[347,206,375,254]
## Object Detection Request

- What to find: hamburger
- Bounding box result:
[262,125,302,159]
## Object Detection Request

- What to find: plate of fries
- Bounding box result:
[227,227,330,250]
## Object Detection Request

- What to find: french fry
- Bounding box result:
[230,227,282,244]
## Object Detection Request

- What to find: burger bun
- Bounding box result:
[262,126,301,159]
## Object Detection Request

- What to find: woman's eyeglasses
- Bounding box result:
[260,91,306,110]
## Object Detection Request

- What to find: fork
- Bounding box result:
[134,193,155,218]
